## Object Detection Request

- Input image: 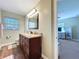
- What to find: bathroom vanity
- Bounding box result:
[19,33,42,59]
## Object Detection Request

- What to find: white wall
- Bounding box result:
[1,10,25,45]
[26,0,57,59]
[58,16,79,40]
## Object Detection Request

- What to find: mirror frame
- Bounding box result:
[28,13,39,29]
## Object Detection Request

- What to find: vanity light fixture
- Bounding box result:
[30,11,39,18]
[27,9,38,18]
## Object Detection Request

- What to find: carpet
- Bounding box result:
[59,40,79,59]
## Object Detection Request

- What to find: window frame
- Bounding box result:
[2,17,19,30]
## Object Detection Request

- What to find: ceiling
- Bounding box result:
[0,0,40,15]
[0,0,78,18]
[58,0,79,19]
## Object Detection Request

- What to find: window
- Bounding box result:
[3,17,19,30]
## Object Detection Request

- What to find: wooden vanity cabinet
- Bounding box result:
[19,34,42,59]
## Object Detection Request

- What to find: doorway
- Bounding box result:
[58,0,79,59]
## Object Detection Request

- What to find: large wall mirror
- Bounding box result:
[28,13,39,29]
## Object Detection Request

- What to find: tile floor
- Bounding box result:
[0,45,25,59]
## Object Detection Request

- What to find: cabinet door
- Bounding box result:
[24,37,29,55]
[30,37,41,59]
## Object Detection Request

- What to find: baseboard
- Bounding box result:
[42,54,48,59]
[1,42,16,47]
[0,41,19,50]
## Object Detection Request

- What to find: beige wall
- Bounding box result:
[1,10,25,45]
[0,10,1,23]
[26,0,57,59]
[51,0,58,59]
